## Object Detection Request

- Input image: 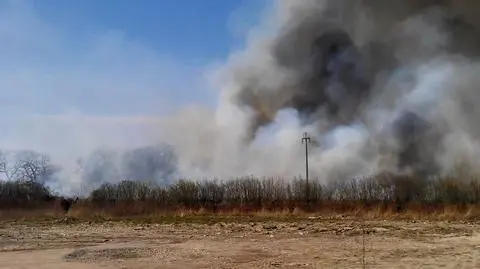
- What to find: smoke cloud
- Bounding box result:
[7,0,480,195]
[156,0,480,183]
[74,144,177,194]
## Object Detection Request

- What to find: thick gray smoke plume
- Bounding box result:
[158,0,480,182]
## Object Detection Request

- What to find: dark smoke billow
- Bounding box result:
[190,0,478,179]
[236,0,480,129]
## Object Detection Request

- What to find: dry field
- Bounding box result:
[0,216,479,269]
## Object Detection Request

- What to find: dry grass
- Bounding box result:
[2,200,479,225]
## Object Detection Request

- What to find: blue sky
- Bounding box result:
[0,0,270,164]
[0,0,268,117]
[32,0,267,66]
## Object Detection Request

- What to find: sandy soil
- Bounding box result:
[0,217,479,268]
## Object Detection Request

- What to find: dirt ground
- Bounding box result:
[0,217,479,269]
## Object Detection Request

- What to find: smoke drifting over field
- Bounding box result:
[158,0,480,182]
[76,145,177,190]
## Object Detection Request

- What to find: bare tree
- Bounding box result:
[0,150,56,208]
[14,151,58,184]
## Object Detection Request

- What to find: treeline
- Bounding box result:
[86,174,480,214]
[2,172,480,215]
[0,180,54,209]
[0,146,177,211]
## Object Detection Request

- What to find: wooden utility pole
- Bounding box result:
[301,132,311,203]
